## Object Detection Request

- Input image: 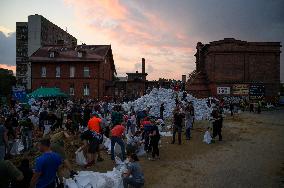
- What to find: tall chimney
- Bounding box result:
[142,58,145,74]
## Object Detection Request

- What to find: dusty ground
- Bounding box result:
[84,109,284,188]
[14,109,284,187]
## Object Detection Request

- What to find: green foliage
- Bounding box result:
[0,69,16,97]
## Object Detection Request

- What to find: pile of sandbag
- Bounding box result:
[122,88,213,120]
[66,156,128,188]
[64,168,124,188]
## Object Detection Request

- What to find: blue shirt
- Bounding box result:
[35,152,62,188]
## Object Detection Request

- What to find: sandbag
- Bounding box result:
[203,131,212,144]
[10,139,24,155]
[136,144,146,156]
[103,137,111,149]
[66,170,124,188]
[75,147,87,166]
[43,124,52,135]
[64,178,77,188]
[114,143,122,156]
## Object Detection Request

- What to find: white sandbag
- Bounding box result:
[17,140,24,152]
[121,88,213,120]
[75,147,87,166]
[136,145,146,157]
[160,131,173,137]
[203,131,212,144]
[65,169,124,188]
[43,124,51,135]
[114,143,122,155]
[115,156,123,165]
[103,137,111,149]
[64,178,77,188]
[10,139,24,155]
[75,174,91,187]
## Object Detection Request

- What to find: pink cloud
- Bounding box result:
[0,64,16,74]
[64,0,195,80]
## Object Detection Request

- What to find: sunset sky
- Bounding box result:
[0,0,283,81]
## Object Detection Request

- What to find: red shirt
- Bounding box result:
[111,125,125,137]
[88,117,102,133]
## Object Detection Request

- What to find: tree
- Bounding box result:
[0,68,16,104]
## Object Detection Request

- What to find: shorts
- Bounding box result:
[88,141,99,154]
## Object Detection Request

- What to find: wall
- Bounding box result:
[31,58,114,99]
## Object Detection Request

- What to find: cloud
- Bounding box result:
[0,64,16,74]
[64,0,195,80]
[0,30,16,67]
[0,26,14,36]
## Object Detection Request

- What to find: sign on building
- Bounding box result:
[12,86,26,102]
[249,85,265,100]
[232,84,249,95]
[217,87,230,95]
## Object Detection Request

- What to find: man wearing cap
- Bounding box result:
[30,139,62,188]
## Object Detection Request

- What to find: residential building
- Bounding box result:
[30,45,116,99]
[16,14,77,89]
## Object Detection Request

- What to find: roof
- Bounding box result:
[126,72,148,76]
[29,45,112,62]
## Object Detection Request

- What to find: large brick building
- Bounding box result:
[16,14,77,89]
[30,44,115,99]
[186,38,281,100]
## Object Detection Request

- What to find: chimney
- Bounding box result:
[142,58,145,74]
[182,75,186,82]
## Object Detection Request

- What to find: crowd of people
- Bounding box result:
[0,93,233,188]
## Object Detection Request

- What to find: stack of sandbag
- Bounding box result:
[64,169,124,188]
[121,88,213,120]
[65,157,128,188]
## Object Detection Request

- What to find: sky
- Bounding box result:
[0,0,283,81]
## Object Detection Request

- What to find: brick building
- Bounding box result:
[16,14,77,89]
[30,45,115,99]
[113,58,173,101]
[186,38,281,100]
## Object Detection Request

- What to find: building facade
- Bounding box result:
[16,14,77,90]
[186,38,281,101]
[30,45,116,99]
[113,58,174,101]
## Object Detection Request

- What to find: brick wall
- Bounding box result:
[187,39,281,99]
[31,60,113,99]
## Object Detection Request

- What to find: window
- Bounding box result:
[83,67,90,77]
[69,85,75,96]
[49,52,55,58]
[70,66,75,78]
[41,66,46,77]
[83,84,89,96]
[56,66,60,78]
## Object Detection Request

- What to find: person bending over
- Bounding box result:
[123,153,144,188]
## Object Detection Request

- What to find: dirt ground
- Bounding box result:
[15,109,284,187]
[78,109,284,188]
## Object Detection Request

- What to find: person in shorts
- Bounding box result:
[80,130,101,168]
